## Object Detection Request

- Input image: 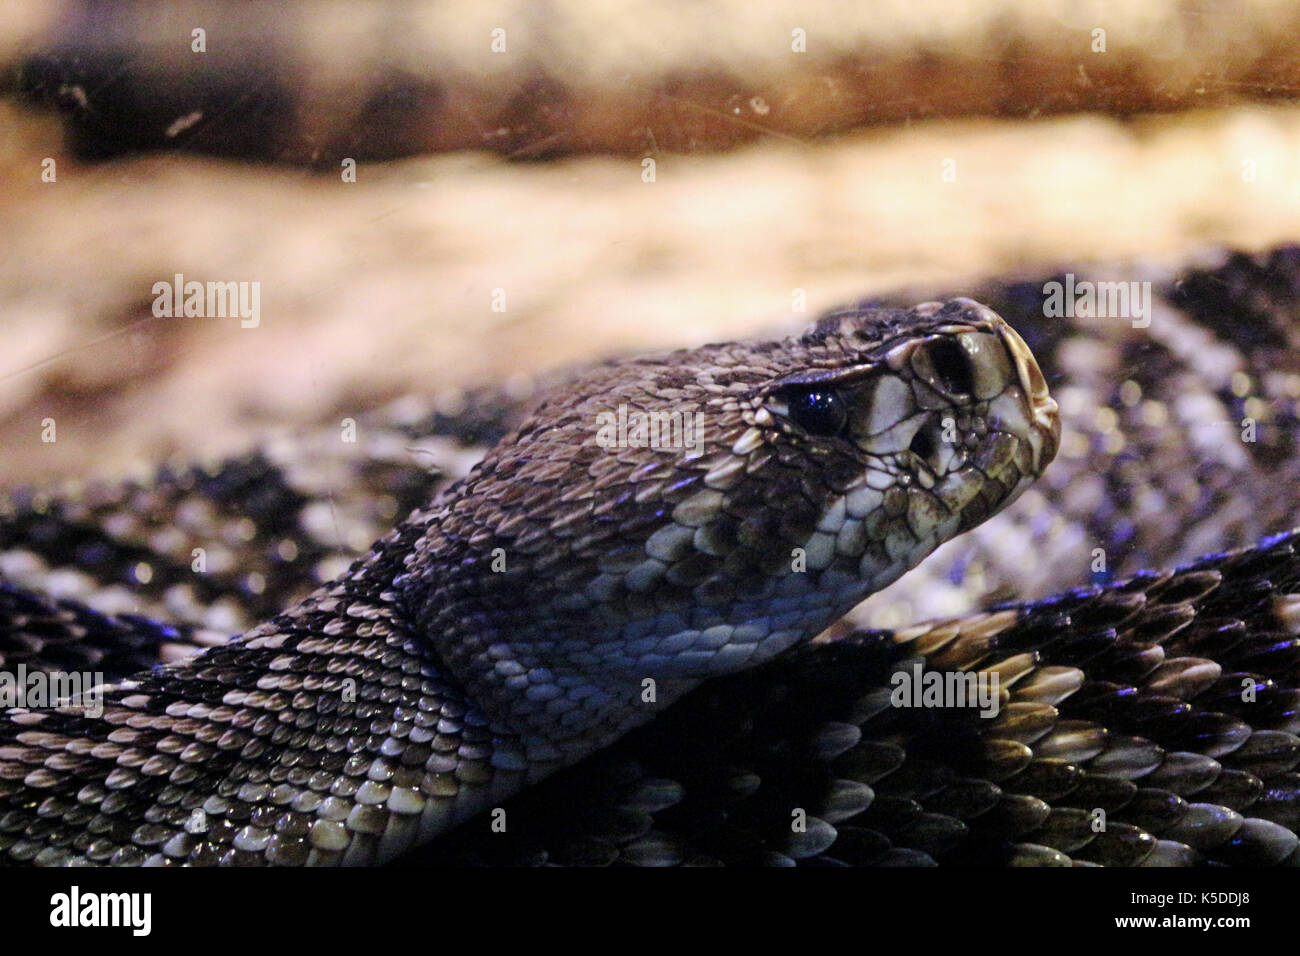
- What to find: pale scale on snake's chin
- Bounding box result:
[0,298,1058,866]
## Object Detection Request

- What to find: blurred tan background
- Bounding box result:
[3,0,1300,483]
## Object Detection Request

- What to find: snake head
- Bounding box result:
[757,296,1060,583]
[404,298,1059,758]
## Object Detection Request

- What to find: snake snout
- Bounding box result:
[933,298,1061,478]
[991,314,1061,476]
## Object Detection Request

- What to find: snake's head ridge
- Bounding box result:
[402,298,1059,756]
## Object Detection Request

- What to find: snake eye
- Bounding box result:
[926,338,976,397]
[781,387,848,437]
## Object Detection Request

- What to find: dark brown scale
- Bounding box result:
[1118,788,1188,833]
[1199,770,1265,811]
[1076,823,1158,866]
[1008,761,1084,802]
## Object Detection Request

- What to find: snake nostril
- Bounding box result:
[927,338,976,398]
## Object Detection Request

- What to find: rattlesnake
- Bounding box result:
[4,250,1300,866]
[5,2,1300,869]
[2,298,1060,865]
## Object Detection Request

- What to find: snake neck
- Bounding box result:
[378,502,699,769]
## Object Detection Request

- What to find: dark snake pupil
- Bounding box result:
[786,388,847,437]
[928,338,976,397]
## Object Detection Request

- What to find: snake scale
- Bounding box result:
[3,248,1300,867]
